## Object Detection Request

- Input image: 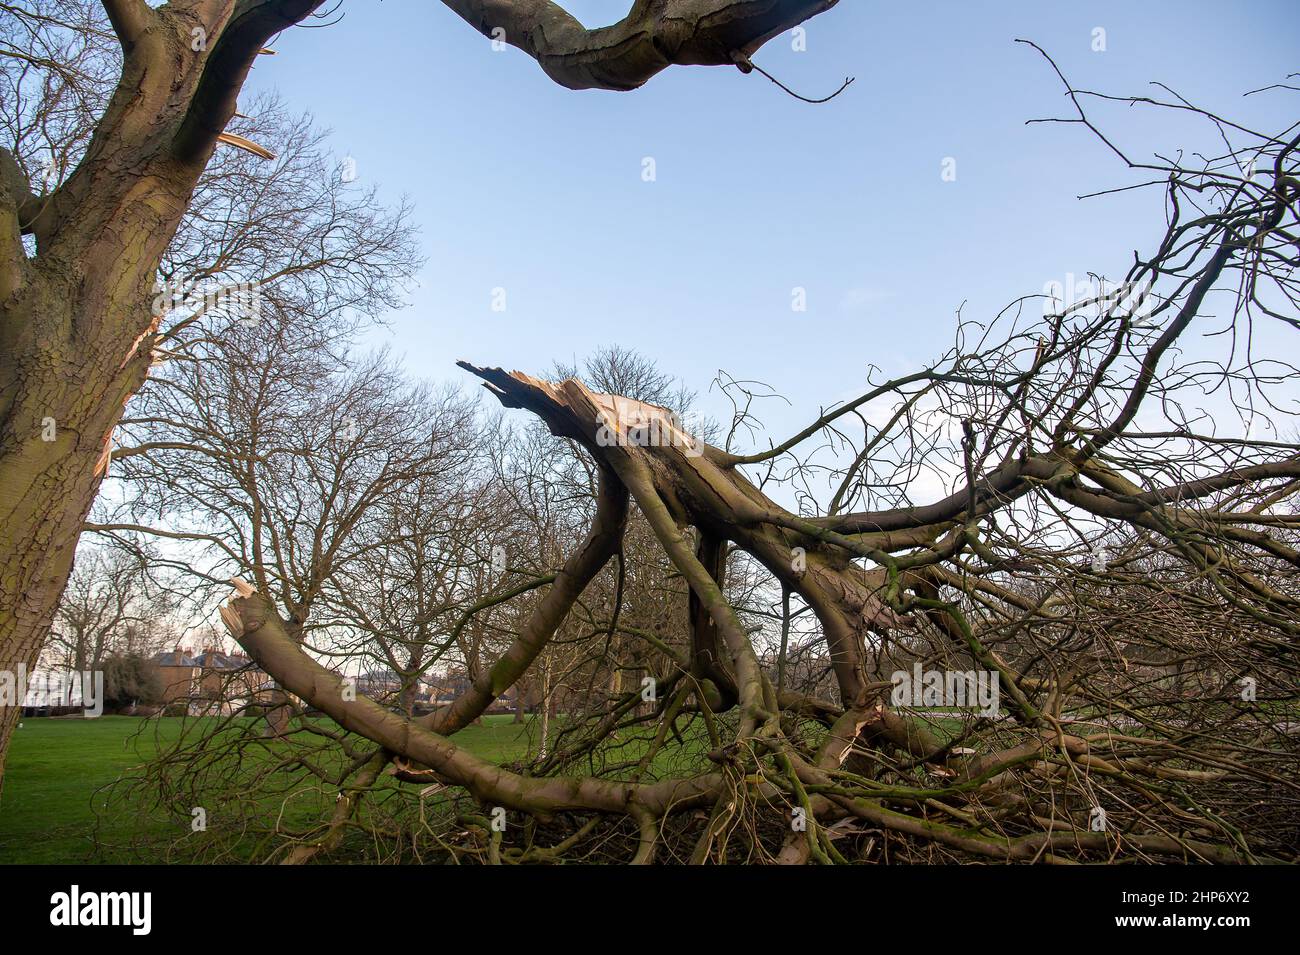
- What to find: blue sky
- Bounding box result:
[243,0,1300,441]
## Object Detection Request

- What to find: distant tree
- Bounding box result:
[46,544,174,672]
[100,651,163,711]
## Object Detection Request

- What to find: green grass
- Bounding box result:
[0,713,541,864]
[0,708,984,863]
[0,716,179,863]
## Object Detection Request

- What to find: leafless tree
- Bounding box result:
[0,0,836,785]
[45,543,175,672]
[214,61,1300,863]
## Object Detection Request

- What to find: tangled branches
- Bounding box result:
[112,56,1300,865]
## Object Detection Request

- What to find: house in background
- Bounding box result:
[151,647,274,716]
[355,668,404,704]
[153,649,200,704]
[425,671,472,707]
[423,670,518,716]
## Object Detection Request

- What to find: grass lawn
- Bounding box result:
[0,713,540,864]
[0,708,974,863]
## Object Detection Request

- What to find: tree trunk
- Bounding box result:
[537,663,551,759]
[0,1,324,790]
[0,273,157,789]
